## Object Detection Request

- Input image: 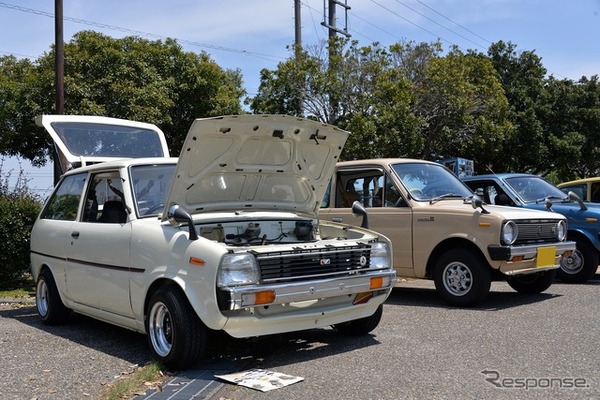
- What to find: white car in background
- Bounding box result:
[30,114,396,370]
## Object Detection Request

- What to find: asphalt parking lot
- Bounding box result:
[2,274,599,400]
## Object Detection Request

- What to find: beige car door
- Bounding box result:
[319,169,415,277]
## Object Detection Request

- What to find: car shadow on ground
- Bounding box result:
[0,303,382,373]
[385,282,561,311]
[198,326,381,370]
[0,304,152,365]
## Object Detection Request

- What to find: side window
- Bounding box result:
[83,171,127,223]
[560,184,585,200]
[334,170,403,208]
[41,173,86,221]
[590,183,600,202]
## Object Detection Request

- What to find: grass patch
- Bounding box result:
[102,362,170,400]
[0,284,35,300]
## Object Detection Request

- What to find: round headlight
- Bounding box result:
[556,220,567,241]
[502,221,518,245]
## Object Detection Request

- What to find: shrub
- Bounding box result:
[0,159,43,290]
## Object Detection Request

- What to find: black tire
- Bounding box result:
[146,286,206,370]
[36,268,71,325]
[507,269,556,294]
[334,304,383,335]
[558,237,599,283]
[433,248,491,307]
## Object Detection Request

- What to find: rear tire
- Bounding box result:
[558,237,598,283]
[334,304,383,335]
[36,269,71,325]
[507,270,556,294]
[433,248,491,307]
[146,286,206,370]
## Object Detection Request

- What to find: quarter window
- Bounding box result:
[41,173,86,221]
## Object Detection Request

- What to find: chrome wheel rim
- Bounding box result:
[36,278,49,317]
[148,301,173,357]
[560,250,584,275]
[442,262,472,296]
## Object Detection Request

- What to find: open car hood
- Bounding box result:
[36,114,170,168]
[166,115,349,216]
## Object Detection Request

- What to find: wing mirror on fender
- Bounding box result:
[352,201,369,228]
[167,204,199,240]
[470,194,490,214]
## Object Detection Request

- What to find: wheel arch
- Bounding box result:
[567,229,599,253]
[143,278,182,319]
[425,238,488,279]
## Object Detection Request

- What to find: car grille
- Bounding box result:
[514,220,560,245]
[254,244,372,284]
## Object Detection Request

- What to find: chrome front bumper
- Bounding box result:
[220,269,397,311]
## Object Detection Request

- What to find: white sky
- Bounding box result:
[1,0,599,196]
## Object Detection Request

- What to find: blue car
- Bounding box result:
[463,173,599,283]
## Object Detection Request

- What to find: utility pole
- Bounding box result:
[321,0,351,40]
[53,0,66,184]
[294,0,303,116]
[321,0,351,124]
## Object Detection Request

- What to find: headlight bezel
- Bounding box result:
[369,241,392,269]
[556,220,567,241]
[217,253,260,287]
[501,220,518,245]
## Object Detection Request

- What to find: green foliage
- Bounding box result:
[0,160,42,290]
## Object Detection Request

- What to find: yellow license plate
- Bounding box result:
[536,246,556,268]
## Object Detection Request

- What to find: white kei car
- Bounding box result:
[30,114,396,370]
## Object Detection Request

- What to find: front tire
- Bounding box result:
[334,304,383,335]
[146,286,206,370]
[507,270,556,294]
[36,268,71,325]
[433,248,491,307]
[558,237,599,283]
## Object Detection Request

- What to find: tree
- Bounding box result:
[541,75,600,181]
[0,31,245,164]
[485,41,548,174]
[249,40,511,164]
[414,47,511,166]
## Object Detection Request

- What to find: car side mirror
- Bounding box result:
[351,201,369,229]
[568,191,588,211]
[167,204,199,240]
[470,194,490,214]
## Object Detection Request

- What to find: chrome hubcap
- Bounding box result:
[443,262,472,296]
[560,250,584,275]
[36,278,49,317]
[148,301,173,357]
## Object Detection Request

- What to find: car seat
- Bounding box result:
[98,201,127,223]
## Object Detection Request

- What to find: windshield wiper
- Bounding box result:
[430,193,465,204]
[533,195,566,204]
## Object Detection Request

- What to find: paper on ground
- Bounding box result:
[215,369,304,392]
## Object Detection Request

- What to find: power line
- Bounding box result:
[367,0,458,48]
[415,0,492,46]
[0,2,286,63]
[391,0,488,50]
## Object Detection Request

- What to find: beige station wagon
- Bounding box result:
[319,159,576,306]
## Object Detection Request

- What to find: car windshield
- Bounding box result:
[504,176,567,203]
[129,164,176,217]
[391,162,473,201]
